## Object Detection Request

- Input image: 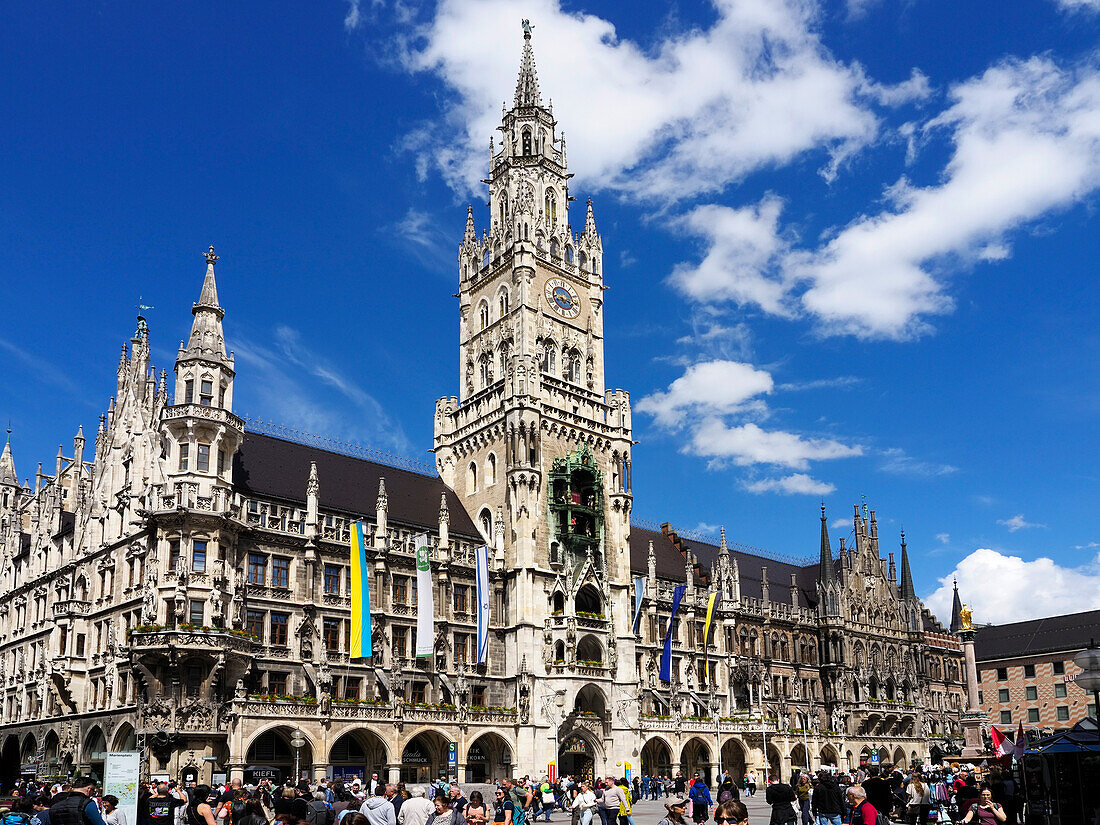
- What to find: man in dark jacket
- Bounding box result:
[49,781,106,825]
[861,768,891,822]
[765,780,798,825]
[810,773,844,825]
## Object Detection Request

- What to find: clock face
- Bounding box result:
[545,277,581,319]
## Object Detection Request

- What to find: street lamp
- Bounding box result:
[290,728,306,784]
[1073,641,1100,744]
[710,695,722,786]
[544,690,567,783]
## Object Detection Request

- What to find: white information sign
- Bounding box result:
[104,751,141,825]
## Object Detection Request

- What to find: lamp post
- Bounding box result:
[710,695,722,787]
[1073,640,1100,744]
[544,690,566,783]
[290,728,306,783]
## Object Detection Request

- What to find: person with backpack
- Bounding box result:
[688,778,712,824]
[29,795,53,825]
[308,792,335,825]
[50,780,107,825]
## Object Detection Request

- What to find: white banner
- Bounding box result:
[414,534,434,657]
[475,544,490,664]
[104,751,141,825]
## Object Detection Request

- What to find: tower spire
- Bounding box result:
[899,531,916,601]
[186,246,227,357]
[818,503,833,584]
[949,578,964,632]
[514,20,543,109]
[0,429,17,487]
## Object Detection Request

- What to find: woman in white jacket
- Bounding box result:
[570,783,598,825]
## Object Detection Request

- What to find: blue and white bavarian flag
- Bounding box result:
[475,544,491,663]
[659,584,687,682]
[632,576,646,635]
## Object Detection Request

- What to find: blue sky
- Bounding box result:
[2,0,1100,625]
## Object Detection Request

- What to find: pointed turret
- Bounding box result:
[305,462,320,541]
[0,430,17,488]
[514,20,543,108]
[186,246,226,357]
[949,578,964,632]
[818,504,833,585]
[899,531,916,602]
[584,199,597,237]
[463,205,476,243]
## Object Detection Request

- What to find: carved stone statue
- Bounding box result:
[234,679,246,700]
[319,690,331,716]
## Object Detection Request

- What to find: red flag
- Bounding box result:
[990,725,1012,756]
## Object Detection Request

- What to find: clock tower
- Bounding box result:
[434,22,636,737]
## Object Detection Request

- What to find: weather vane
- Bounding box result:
[136,296,155,313]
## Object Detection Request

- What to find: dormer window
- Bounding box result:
[200,379,213,407]
[522,128,532,156]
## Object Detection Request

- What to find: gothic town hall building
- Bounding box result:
[0,29,965,788]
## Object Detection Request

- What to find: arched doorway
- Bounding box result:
[641,738,672,777]
[558,733,596,784]
[681,738,712,784]
[819,745,839,767]
[400,730,449,784]
[466,733,512,784]
[42,731,65,781]
[19,734,38,780]
[112,724,137,752]
[83,728,105,781]
[766,745,783,783]
[790,743,810,774]
[859,747,872,767]
[246,728,315,785]
[877,747,890,767]
[329,730,387,781]
[720,738,747,782]
[0,736,18,789]
[892,747,906,767]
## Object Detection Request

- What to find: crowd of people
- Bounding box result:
[0,761,1019,825]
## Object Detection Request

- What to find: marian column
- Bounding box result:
[957,604,986,757]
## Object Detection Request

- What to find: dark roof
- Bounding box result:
[628,526,820,606]
[974,609,1100,661]
[233,432,480,537]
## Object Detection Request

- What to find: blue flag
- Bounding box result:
[659,584,687,682]
[632,576,646,635]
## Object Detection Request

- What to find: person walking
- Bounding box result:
[569,783,597,825]
[810,772,843,825]
[958,790,1006,825]
[746,774,757,798]
[905,774,931,825]
[795,776,811,825]
[765,779,797,825]
[688,779,712,825]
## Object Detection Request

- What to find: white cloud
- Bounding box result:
[1075,541,1100,550]
[777,376,862,391]
[831,517,850,530]
[743,473,836,495]
[344,0,361,31]
[690,418,862,469]
[390,207,455,269]
[635,360,773,427]
[400,0,877,199]
[669,198,791,316]
[1054,0,1100,10]
[998,513,1047,532]
[857,67,933,107]
[936,533,950,544]
[925,548,1100,624]
[792,56,1100,339]
[671,56,1100,340]
[879,447,959,477]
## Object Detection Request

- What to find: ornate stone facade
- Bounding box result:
[0,26,964,788]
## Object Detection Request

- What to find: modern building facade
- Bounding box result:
[972,607,1100,734]
[0,26,965,789]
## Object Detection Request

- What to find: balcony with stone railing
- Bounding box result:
[234,697,519,726]
[162,403,245,430]
[52,599,91,619]
[127,626,258,655]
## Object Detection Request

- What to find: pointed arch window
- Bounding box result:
[544,190,557,228]
[498,289,509,317]
[549,237,560,259]
[479,356,492,389]
[565,246,574,264]
[478,301,489,331]
[467,462,478,493]
[566,349,582,383]
[498,344,508,379]
[498,196,508,228]
[479,508,493,542]
[522,128,532,156]
[486,453,497,486]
